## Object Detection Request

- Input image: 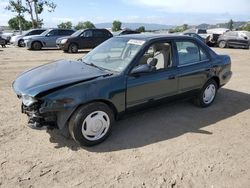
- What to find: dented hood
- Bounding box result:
[13,60,110,97]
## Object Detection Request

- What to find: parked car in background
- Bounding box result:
[57,28,113,53]
[10,29,46,47]
[113,29,140,36]
[0,31,14,44]
[183,32,206,43]
[13,34,232,146]
[184,28,229,46]
[0,36,6,47]
[217,31,250,49]
[23,28,75,50]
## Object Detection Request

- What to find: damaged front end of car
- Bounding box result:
[18,94,57,129]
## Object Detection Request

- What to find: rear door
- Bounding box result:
[175,40,211,93]
[93,30,107,47]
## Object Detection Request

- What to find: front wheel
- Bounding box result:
[69,102,114,146]
[68,43,78,53]
[31,41,42,50]
[18,39,24,47]
[218,40,227,48]
[194,79,218,107]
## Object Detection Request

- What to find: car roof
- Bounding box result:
[115,34,193,41]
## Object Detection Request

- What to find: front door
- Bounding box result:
[126,41,178,108]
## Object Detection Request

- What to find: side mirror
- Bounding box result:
[130,64,153,75]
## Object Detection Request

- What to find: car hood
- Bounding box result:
[56,36,74,43]
[13,60,111,97]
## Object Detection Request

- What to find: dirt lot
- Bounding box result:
[0,46,250,188]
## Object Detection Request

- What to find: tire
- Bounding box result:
[218,40,227,48]
[194,79,218,108]
[68,43,78,53]
[69,102,114,146]
[18,39,24,47]
[31,41,42,50]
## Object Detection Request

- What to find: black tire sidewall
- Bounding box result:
[197,79,218,108]
[69,43,78,53]
[32,41,42,50]
[69,102,114,146]
[18,39,24,47]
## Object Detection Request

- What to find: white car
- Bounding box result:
[10,29,46,47]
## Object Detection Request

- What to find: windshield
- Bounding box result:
[82,37,145,72]
[71,30,84,37]
[241,31,250,38]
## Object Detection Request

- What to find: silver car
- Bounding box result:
[23,28,75,50]
[10,29,46,47]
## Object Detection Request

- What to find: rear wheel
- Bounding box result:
[68,43,78,53]
[218,40,227,48]
[31,41,42,50]
[194,79,218,107]
[69,102,114,146]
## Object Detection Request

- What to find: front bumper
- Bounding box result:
[56,43,69,50]
[22,102,57,129]
[24,40,32,48]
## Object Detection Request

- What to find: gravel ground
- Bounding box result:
[0,46,250,188]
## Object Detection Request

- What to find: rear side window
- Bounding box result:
[58,30,74,36]
[176,41,208,66]
[93,30,106,37]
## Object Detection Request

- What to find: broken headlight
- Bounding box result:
[22,95,37,107]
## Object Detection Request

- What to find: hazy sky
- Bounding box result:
[0,0,249,26]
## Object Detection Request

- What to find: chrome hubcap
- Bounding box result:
[219,41,225,48]
[81,111,110,141]
[203,84,216,104]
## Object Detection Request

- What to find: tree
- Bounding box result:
[5,0,26,33]
[58,21,73,29]
[25,0,56,28]
[74,21,95,30]
[183,24,188,31]
[33,0,56,27]
[136,26,145,33]
[112,20,122,32]
[228,19,234,31]
[8,16,32,30]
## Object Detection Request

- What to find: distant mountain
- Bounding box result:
[95,22,174,31]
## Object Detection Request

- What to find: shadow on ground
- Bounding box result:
[47,88,250,152]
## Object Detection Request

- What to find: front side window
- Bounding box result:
[81,30,93,37]
[137,42,172,70]
[82,38,144,72]
[47,30,58,36]
[176,41,208,66]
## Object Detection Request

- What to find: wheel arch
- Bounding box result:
[209,76,220,88]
